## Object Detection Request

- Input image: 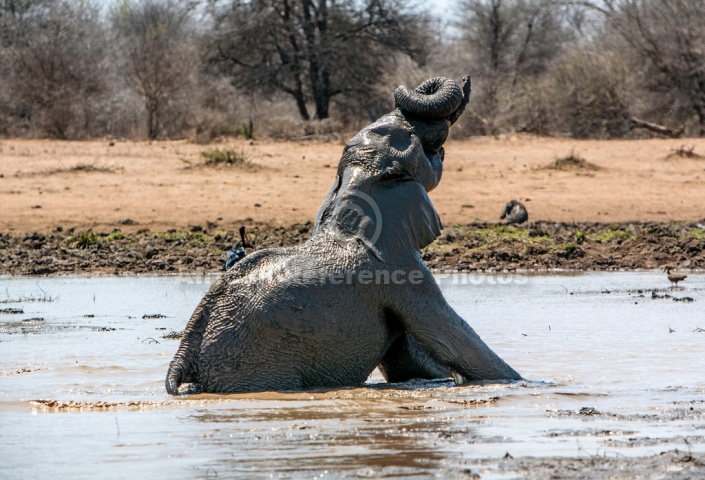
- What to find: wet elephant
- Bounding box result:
[166,76,521,394]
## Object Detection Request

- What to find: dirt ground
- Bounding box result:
[1,136,705,274]
[1,135,704,233]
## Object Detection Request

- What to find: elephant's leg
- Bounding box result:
[388,271,522,383]
[379,331,451,382]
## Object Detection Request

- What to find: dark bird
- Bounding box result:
[664,266,687,287]
[500,200,528,224]
[225,226,254,270]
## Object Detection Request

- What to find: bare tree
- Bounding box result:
[582,0,705,135]
[111,0,197,139]
[458,0,569,81]
[0,0,107,138]
[550,49,633,138]
[208,0,430,121]
[455,0,572,133]
[1,1,34,47]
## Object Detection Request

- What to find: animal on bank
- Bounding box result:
[166,76,522,394]
[500,200,528,224]
[224,226,254,270]
[664,266,687,287]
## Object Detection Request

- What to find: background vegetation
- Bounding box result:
[1,0,703,141]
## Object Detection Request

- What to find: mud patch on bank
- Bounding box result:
[0,366,47,376]
[1,221,704,275]
[547,404,705,423]
[467,450,705,480]
[30,398,235,412]
[0,319,117,335]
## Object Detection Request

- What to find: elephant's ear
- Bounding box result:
[315,168,442,264]
[369,180,443,264]
[313,174,342,235]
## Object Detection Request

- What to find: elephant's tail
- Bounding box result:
[165,360,186,395]
[165,283,217,395]
[166,344,202,395]
[165,333,203,395]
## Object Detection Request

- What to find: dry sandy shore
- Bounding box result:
[1,135,705,233]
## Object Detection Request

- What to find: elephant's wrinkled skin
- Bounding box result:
[166,77,521,394]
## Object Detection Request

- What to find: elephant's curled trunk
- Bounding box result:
[394,76,470,123]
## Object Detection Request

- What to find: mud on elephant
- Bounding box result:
[166,76,521,394]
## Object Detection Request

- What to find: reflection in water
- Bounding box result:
[195,406,452,476]
[182,386,509,477]
[1,273,704,478]
[181,384,505,476]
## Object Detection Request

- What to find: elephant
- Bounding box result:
[166,76,522,394]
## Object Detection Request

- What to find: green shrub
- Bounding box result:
[548,150,599,170]
[236,120,254,139]
[591,229,634,243]
[106,230,125,241]
[200,148,249,166]
[66,231,100,249]
[690,229,705,239]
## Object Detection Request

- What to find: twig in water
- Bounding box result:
[680,438,694,462]
[142,337,160,344]
[35,282,49,301]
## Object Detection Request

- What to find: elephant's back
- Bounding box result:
[200,248,392,392]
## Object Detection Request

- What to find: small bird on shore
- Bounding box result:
[225,226,254,270]
[500,200,528,225]
[664,266,687,287]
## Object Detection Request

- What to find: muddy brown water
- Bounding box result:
[1,272,704,478]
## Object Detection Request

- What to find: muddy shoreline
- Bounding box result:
[1,221,703,275]
[470,450,705,479]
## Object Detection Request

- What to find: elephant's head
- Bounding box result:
[313,76,471,264]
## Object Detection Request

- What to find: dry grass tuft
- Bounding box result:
[182,147,260,170]
[666,145,703,159]
[15,162,124,177]
[544,150,600,171]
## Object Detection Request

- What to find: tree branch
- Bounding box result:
[629,117,684,138]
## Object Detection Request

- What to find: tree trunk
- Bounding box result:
[314,92,329,120]
[292,91,310,121]
[302,0,329,120]
[147,97,159,140]
[696,103,705,137]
